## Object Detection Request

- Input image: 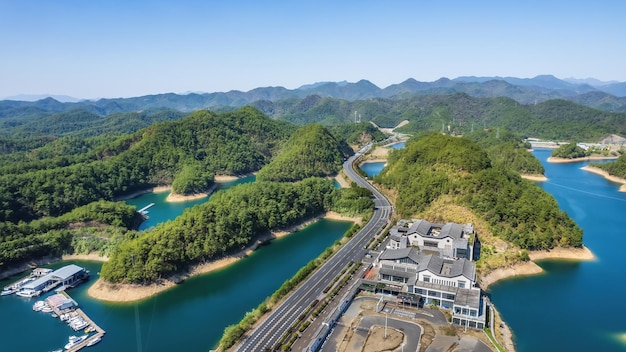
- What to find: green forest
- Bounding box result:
[593,153,626,179]
[465,128,544,175]
[377,133,582,250]
[0,106,385,275]
[100,178,372,283]
[256,124,351,182]
[551,143,588,158]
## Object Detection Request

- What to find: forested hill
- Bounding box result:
[465,129,544,175]
[0,107,294,223]
[377,133,582,250]
[257,94,625,140]
[256,124,352,182]
[593,153,626,179]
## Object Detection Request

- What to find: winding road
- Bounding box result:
[235,144,392,351]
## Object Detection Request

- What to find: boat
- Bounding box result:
[16,288,41,298]
[41,306,53,313]
[64,335,87,349]
[70,319,89,330]
[1,286,17,296]
[84,326,94,333]
[86,336,101,347]
[33,301,46,311]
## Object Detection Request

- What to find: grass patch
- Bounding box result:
[484,328,506,352]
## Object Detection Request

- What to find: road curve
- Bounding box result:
[235,144,392,351]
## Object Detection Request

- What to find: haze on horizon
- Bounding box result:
[1,0,624,100]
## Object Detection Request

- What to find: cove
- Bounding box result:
[489,149,626,351]
[360,162,386,177]
[0,219,354,351]
[125,175,255,230]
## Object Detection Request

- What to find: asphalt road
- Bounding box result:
[235,144,392,351]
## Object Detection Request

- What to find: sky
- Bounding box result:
[1,0,625,99]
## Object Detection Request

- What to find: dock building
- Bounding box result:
[18,264,89,296]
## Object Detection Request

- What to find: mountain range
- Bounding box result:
[2,75,626,120]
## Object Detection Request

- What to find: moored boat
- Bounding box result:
[86,336,101,347]
[33,300,46,311]
[16,288,41,298]
[1,286,17,296]
[64,335,87,349]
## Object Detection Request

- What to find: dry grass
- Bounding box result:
[414,195,526,278]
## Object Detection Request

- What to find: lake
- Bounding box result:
[0,173,354,351]
[489,149,626,351]
[125,175,255,230]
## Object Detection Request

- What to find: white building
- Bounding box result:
[370,247,486,329]
[388,219,477,260]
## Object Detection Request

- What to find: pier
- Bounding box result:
[65,308,105,352]
[138,202,155,215]
[47,292,105,351]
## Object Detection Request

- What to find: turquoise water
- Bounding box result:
[0,173,354,351]
[126,175,255,230]
[388,141,405,149]
[0,219,353,351]
[489,149,626,351]
[360,162,386,178]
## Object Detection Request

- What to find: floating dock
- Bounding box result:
[47,293,105,352]
[138,202,155,215]
[65,308,105,352]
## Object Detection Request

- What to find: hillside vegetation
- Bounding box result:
[593,153,626,179]
[551,143,588,159]
[256,124,351,182]
[0,107,293,223]
[465,129,544,175]
[377,133,582,250]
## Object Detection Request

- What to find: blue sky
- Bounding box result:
[1,0,624,99]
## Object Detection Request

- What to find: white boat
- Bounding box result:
[16,288,41,298]
[64,335,87,349]
[86,336,101,347]
[41,306,53,313]
[33,301,46,311]
[1,286,17,296]
[70,319,89,330]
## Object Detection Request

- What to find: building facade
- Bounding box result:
[365,247,486,329]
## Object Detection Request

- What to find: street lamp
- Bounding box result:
[384,311,388,339]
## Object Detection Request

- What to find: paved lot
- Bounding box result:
[321,295,494,352]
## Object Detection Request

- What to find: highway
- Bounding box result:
[235,143,392,351]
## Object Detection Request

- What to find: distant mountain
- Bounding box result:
[298,80,349,90]
[563,77,620,87]
[2,75,626,121]
[597,82,626,97]
[3,94,82,103]
[454,75,597,95]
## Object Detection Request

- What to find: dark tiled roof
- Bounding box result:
[379,247,421,264]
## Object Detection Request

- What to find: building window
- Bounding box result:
[423,276,430,283]
[458,281,465,288]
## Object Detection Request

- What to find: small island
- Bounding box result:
[548,142,621,163]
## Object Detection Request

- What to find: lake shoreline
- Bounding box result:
[86,211,360,302]
[547,155,618,164]
[581,165,626,192]
[480,245,595,290]
[520,174,547,182]
[115,174,254,203]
